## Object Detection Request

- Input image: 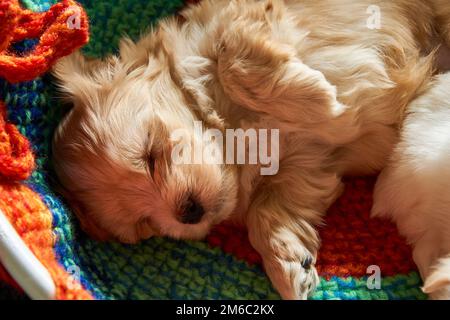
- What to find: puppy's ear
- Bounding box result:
[118,36,153,68]
[216,1,348,125]
[52,51,103,102]
[218,36,348,123]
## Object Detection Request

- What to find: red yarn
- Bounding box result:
[0,102,34,181]
[0,264,21,292]
[207,177,417,278]
[0,0,89,83]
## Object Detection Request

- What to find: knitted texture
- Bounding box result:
[0,0,92,299]
[0,0,89,83]
[0,0,427,300]
[0,101,34,180]
[0,182,92,299]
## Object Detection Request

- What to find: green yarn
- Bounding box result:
[309,274,426,300]
[19,0,56,12]
[79,0,185,57]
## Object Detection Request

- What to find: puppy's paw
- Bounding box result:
[426,286,450,300]
[422,256,450,300]
[263,251,319,300]
[259,230,320,300]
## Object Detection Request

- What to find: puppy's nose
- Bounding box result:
[180,198,205,224]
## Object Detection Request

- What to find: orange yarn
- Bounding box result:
[0,182,93,299]
[0,0,91,299]
[0,0,89,83]
[0,102,34,180]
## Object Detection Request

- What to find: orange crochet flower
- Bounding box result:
[0,0,89,178]
[0,0,89,83]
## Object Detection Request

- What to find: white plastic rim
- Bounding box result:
[0,209,56,300]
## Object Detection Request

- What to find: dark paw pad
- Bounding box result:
[301,255,313,269]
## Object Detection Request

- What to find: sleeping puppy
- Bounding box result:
[52,0,450,299]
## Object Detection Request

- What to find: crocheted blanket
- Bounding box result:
[0,0,427,300]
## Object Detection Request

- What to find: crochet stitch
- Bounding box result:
[0,0,89,83]
[0,0,91,299]
[0,0,427,300]
[0,101,34,180]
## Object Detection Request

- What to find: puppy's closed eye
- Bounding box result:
[147,153,156,180]
[144,120,173,182]
[145,143,172,185]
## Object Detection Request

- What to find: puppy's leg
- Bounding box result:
[372,73,450,299]
[246,165,343,299]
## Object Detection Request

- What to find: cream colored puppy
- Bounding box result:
[52,0,450,299]
[373,73,450,300]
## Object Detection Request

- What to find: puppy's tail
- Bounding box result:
[422,255,450,299]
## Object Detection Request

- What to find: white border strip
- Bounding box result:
[0,209,56,299]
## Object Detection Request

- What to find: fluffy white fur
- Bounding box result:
[51,0,450,299]
[373,73,450,300]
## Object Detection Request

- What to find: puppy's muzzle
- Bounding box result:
[179,197,205,224]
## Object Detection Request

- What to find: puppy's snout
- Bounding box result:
[180,197,205,224]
